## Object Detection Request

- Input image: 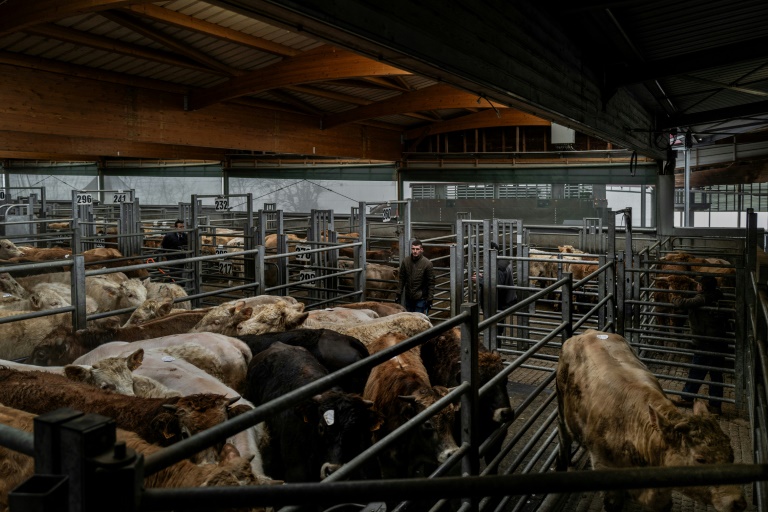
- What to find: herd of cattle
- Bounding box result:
[0,236,747,512]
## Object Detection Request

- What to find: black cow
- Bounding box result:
[420,327,513,471]
[245,342,383,483]
[238,329,370,393]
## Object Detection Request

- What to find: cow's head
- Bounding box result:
[649,401,746,512]
[158,394,243,464]
[64,348,144,395]
[125,298,174,326]
[297,391,383,480]
[236,301,308,336]
[398,386,460,465]
[0,239,23,259]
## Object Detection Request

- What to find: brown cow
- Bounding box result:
[364,332,459,478]
[0,404,265,512]
[651,274,699,330]
[420,326,512,470]
[556,330,746,512]
[659,252,736,287]
[0,368,247,464]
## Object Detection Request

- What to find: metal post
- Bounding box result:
[72,255,87,331]
[460,302,480,512]
[684,149,691,227]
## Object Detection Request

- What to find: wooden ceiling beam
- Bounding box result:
[323,83,507,130]
[0,0,156,36]
[25,23,227,76]
[0,131,227,161]
[362,76,411,91]
[188,45,410,110]
[268,90,323,115]
[124,4,299,57]
[101,11,240,76]
[404,108,550,140]
[0,63,402,161]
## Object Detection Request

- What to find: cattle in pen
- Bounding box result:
[556,330,746,512]
[306,312,432,347]
[0,368,248,465]
[420,326,512,470]
[363,332,460,478]
[238,328,370,394]
[245,341,382,482]
[0,404,267,512]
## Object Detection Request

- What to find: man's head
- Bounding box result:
[411,239,424,260]
[174,219,185,229]
[699,275,718,292]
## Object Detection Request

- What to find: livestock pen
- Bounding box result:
[0,209,766,512]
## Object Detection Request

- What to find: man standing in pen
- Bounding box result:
[396,239,435,314]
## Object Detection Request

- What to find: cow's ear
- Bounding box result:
[647,404,673,433]
[157,301,174,316]
[692,399,711,417]
[64,365,89,382]
[143,277,151,286]
[128,349,144,370]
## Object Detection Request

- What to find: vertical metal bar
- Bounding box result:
[460,302,480,512]
[561,272,573,341]
[450,244,461,317]
[72,254,87,331]
[256,246,265,297]
[684,149,691,226]
[617,251,626,335]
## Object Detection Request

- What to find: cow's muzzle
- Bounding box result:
[320,462,342,480]
[493,407,514,423]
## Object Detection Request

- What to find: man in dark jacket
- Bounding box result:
[670,275,729,413]
[161,219,188,280]
[396,239,435,313]
[477,242,517,336]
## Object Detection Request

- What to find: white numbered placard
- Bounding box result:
[215,245,227,259]
[381,206,392,222]
[0,191,5,200]
[299,269,316,286]
[218,261,233,275]
[294,244,312,262]
[214,198,229,211]
[94,238,105,248]
[76,193,93,205]
[112,191,129,203]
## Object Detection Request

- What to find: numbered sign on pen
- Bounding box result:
[381,206,392,222]
[112,190,130,203]
[94,238,105,248]
[219,260,233,275]
[295,244,312,263]
[215,245,227,260]
[299,269,316,286]
[0,191,5,201]
[76,193,93,205]
[214,198,229,211]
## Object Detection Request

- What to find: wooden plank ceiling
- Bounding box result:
[0,0,549,163]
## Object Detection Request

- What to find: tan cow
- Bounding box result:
[307,312,432,347]
[337,301,406,317]
[0,272,28,298]
[143,278,190,310]
[556,330,746,512]
[234,301,309,336]
[301,307,378,328]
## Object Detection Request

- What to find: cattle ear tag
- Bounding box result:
[162,355,176,362]
[323,410,335,426]
[596,334,609,339]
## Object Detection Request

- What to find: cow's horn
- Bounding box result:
[227,396,240,406]
[162,404,178,412]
